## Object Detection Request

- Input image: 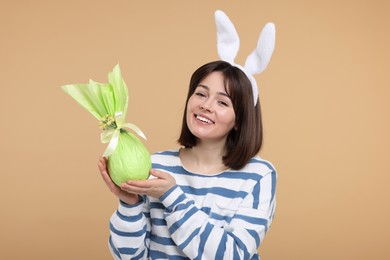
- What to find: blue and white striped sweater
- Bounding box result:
[109,150,277,259]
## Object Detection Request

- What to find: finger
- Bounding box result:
[100,168,114,185]
[104,175,120,194]
[125,179,152,188]
[98,158,107,172]
[100,169,111,182]
[98,158,117,189]
[120,183,146,194]
[150,169,167,179]
[98,163,108,178]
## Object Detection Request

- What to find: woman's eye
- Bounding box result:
[195,92,206,97]
[218,100,229,106]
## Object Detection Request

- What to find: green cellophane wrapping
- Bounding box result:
[62,64,151,185]
[108,132,151,185]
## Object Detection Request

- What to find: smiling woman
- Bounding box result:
[98,60,277,259]
[96,8,277,260]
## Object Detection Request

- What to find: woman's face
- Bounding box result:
[186,71,236,143]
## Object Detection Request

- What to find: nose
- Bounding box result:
[200,99,214,112]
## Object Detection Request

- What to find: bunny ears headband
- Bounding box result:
[215,10,276,105]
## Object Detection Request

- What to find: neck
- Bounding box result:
[181,139,228,174]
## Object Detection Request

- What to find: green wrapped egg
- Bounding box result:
[61,64,151,185]
[108,132,151,185]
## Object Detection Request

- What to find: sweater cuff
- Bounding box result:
[118,197,144,216]
[160,185,187,213]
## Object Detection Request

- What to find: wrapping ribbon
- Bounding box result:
[101,112,146,157]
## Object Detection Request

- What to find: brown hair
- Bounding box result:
[178,60,263,170]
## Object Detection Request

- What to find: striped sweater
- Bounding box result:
[109,150,277,259]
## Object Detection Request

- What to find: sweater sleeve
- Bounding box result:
[108,197,151,260]
[160,171,277,260]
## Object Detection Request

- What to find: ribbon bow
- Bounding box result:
[100,112,146,157]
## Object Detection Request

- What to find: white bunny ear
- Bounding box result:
[214,10,276,106]
[244,22,276,75]
[215,10,240,63]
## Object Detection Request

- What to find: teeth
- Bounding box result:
[196,115,213,124]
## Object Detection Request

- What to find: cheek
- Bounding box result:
[185,102,194,123]
[219,110,236,127]
[186,97,198,114]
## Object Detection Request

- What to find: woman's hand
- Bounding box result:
[120,170,176,199]
[98,157,140,205]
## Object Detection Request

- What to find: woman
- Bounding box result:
[98,60,277,259]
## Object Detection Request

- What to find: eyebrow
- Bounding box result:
[197,84,231,99]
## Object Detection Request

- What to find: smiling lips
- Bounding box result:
[195,114,215,124]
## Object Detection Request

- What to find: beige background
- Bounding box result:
[1,0,389,259]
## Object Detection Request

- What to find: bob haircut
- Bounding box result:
[178,60,263,170]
